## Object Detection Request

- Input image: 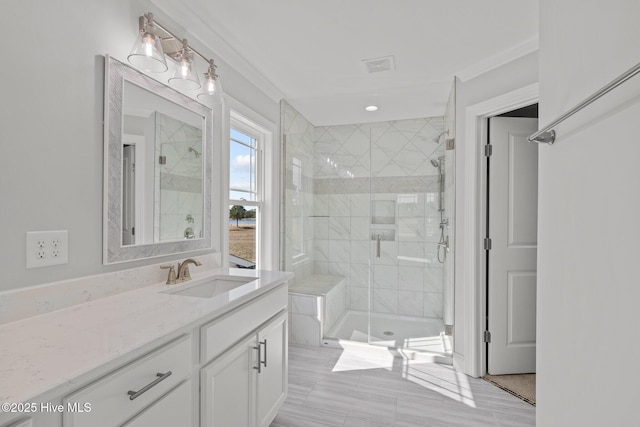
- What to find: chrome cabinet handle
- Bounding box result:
[127,371,172,400]
[253,344,262,373]
[376,234,381,258]
[254,340,268,373]
[260,339,267,368]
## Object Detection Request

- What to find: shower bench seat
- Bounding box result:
[288,274,346,346]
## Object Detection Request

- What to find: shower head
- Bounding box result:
[433,131,447,144]
[430,159,440,168]
[188,147,202,158]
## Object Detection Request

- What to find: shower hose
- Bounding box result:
[437,213,448,264]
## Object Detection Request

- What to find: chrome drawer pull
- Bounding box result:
[253,345,262,373]
[260,339,267,368]
[127,371,172,400]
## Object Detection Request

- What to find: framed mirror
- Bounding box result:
[103,55,213,264]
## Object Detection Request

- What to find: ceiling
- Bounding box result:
[151,0,538,126]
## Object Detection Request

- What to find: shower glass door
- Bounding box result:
[366,119,450,353]
[280,98,455,357]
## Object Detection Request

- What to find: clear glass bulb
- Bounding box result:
[143,33,155,57]
[180,59,191,78]
[206,78,216,94]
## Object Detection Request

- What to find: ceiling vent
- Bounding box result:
[361,55,395,74]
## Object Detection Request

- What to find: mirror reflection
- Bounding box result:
[122,81,204,246]
[104,56,212,264]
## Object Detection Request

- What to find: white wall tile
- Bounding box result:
[373,265,398,289]
[350,263,370,287]
[349,287,369,311]
[329,217,350,240]
[398,291,425,317]
[289,313,321,346]
[373,289,398,314]
[329,194,350,216]
[328,240,350,262]
[398,266,424,291]
[350,240,370,264]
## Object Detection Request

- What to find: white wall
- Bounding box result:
[0,0,279,291]
[453,52,539,366]
[537,1,640,425]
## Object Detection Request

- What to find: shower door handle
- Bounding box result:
[376,234,381,258]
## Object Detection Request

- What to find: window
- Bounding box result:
[229,120,262,268]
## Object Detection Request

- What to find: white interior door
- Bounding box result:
[487,117,538,375]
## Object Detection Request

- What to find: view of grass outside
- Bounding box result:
[229,205,256,263]
[229,125,259,265]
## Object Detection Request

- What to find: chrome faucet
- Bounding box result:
[177,258,202,282]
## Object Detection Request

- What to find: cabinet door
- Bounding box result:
[256,312,288,427]
[123,380,192,427]
[201,335,256,427]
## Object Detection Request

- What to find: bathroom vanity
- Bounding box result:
[0,268,292,427]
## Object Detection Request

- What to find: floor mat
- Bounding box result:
[483,373,536,406]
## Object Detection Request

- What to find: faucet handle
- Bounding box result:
[160,264,177,285]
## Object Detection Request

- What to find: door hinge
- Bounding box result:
[484,144,493,157]
[484,237,492,250]
[483,330,492,343]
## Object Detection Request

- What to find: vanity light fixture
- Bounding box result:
[364,105,379,112]
[127,12,224,104]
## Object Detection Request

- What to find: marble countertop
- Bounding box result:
[0,268,292,406]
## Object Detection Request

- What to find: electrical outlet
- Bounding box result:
[26,230,68,268]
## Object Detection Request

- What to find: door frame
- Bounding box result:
[459,83,538,377]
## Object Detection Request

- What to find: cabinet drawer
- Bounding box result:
[122,380,192,427]
[63,334,192,427]
[201,284,287,363]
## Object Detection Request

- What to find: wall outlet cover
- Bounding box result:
[26,230,68,268]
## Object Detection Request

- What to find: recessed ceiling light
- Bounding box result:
[364,105,379,112]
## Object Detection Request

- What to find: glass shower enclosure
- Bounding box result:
[282,85,455,358]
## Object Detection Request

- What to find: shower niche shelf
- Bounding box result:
[371,200,396,225]
[371,228,395,242]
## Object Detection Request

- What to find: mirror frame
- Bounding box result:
[103,55,213,264]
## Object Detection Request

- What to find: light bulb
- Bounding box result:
[180,59,190,78]
[206,78,216,94]
[143,34,155,57]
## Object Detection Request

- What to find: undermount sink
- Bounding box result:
[166,276,257,298]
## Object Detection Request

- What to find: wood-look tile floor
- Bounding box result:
[271,344,535,427]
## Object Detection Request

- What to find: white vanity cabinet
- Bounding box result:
[0,273,291,427]
[200,286,288,427]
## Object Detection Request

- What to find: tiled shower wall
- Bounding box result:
[282,101,450,318]
[314,120,446,318]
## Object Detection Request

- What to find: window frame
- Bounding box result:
[228,121,263,267]
[224,102,278,270]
